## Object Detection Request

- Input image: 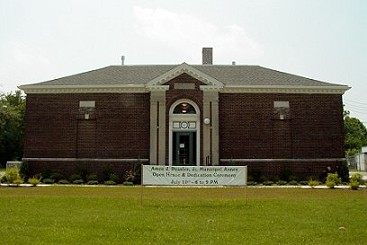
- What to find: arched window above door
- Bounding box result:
[173,102,196,114]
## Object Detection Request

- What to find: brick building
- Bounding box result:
[19,48,350,181]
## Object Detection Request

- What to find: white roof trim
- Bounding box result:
[146,63,224,88]
[18,84,149,94]
[222,85,351,94]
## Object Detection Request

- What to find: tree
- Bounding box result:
[344,110,367,156]
[0,90,26,167]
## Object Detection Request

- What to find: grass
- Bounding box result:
[0,186,366,245]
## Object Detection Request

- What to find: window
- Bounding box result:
[79,101,96,120]
[173,102,196,114]
[273,101,290,120]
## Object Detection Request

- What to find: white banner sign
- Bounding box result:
[142,165,247,186]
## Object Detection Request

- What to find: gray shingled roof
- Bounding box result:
[22,64,344,87]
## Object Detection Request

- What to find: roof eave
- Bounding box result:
[222,85,351,94]
[18,84,148,94]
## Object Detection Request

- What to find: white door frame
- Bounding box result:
[168,99,200,166]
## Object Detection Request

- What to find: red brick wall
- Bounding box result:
[24,93,150,160]
[219,93,345,160]
[24,87,345,180]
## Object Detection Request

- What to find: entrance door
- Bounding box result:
[173,132,196,166]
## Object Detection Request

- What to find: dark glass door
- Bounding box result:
[173,132,196,166]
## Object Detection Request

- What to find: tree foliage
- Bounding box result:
[0,90,25,167]
[344,110,367,156]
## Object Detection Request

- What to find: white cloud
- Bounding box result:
[133,6,263,64]
[0,41,51,92]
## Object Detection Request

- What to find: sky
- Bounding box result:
[0,0,366,123]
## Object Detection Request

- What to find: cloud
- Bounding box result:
[133,6,263,63]
[0,41,51,92]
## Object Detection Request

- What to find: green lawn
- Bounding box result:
[0,186,366,245]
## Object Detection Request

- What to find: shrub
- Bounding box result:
[58,179,70,184]
[102,168,113,181]
[87,180,99,185]
[28,176,41,186]
[124,170,136,183]
[289,175,298,181]
[279,168,293,182]
[50,172,63,182]
[70,174,82,182]
[326,172,341,189]
[87,174,98,181]
[338,161,349,183]
[13,178,24,185]
[246,181,257,186]
[299,180,308,186]
[263,181,274,186]
[5,168,23,184]
[123,181,134,186]
[248,168,262,182]
[104,180,117,185]
[288,180,298,186]
[350,173,364,185]
[349,180,360,190]
[308,178,320,188]
[109,174,119,183]
[1,175,7,183]
[276,180,287,186]
[42,178,55,184]
[72,179,84,185]
[259,176,268,183]
[20,161,29,180]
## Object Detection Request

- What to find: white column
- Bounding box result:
[149,89,167,165]
[202,90,219,165]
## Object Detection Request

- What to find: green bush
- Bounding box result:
[42,178,55,184]
[4,168,23,184]
[350,173,364,185]
[13,178,24,185]
[58,179,70,184]
[28,176,41,186]
[338,161,349,183]
[299,180,308,186]
[72,179,84,185]
[349,180,360,190]
[50,172,63,182]
[70,174,82,182]
[87,180,99,185]
[288,180,298,186]
[248,168,262,182]
[308,178,320,188]
[123,181,134,186]
[104,180,117,185]
[263,181,274,186]
[289,175,298,181]
[279,168,293,182]
[276,180,287,185]
[1,175,7,183]
[326,173,341,189]
[109,174,119,183]
[87,174,98,181]
[246,181,257,186]
[20,161,29,180]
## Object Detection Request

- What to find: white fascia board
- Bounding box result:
[18,84,148,94]
[222,85,351,94]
